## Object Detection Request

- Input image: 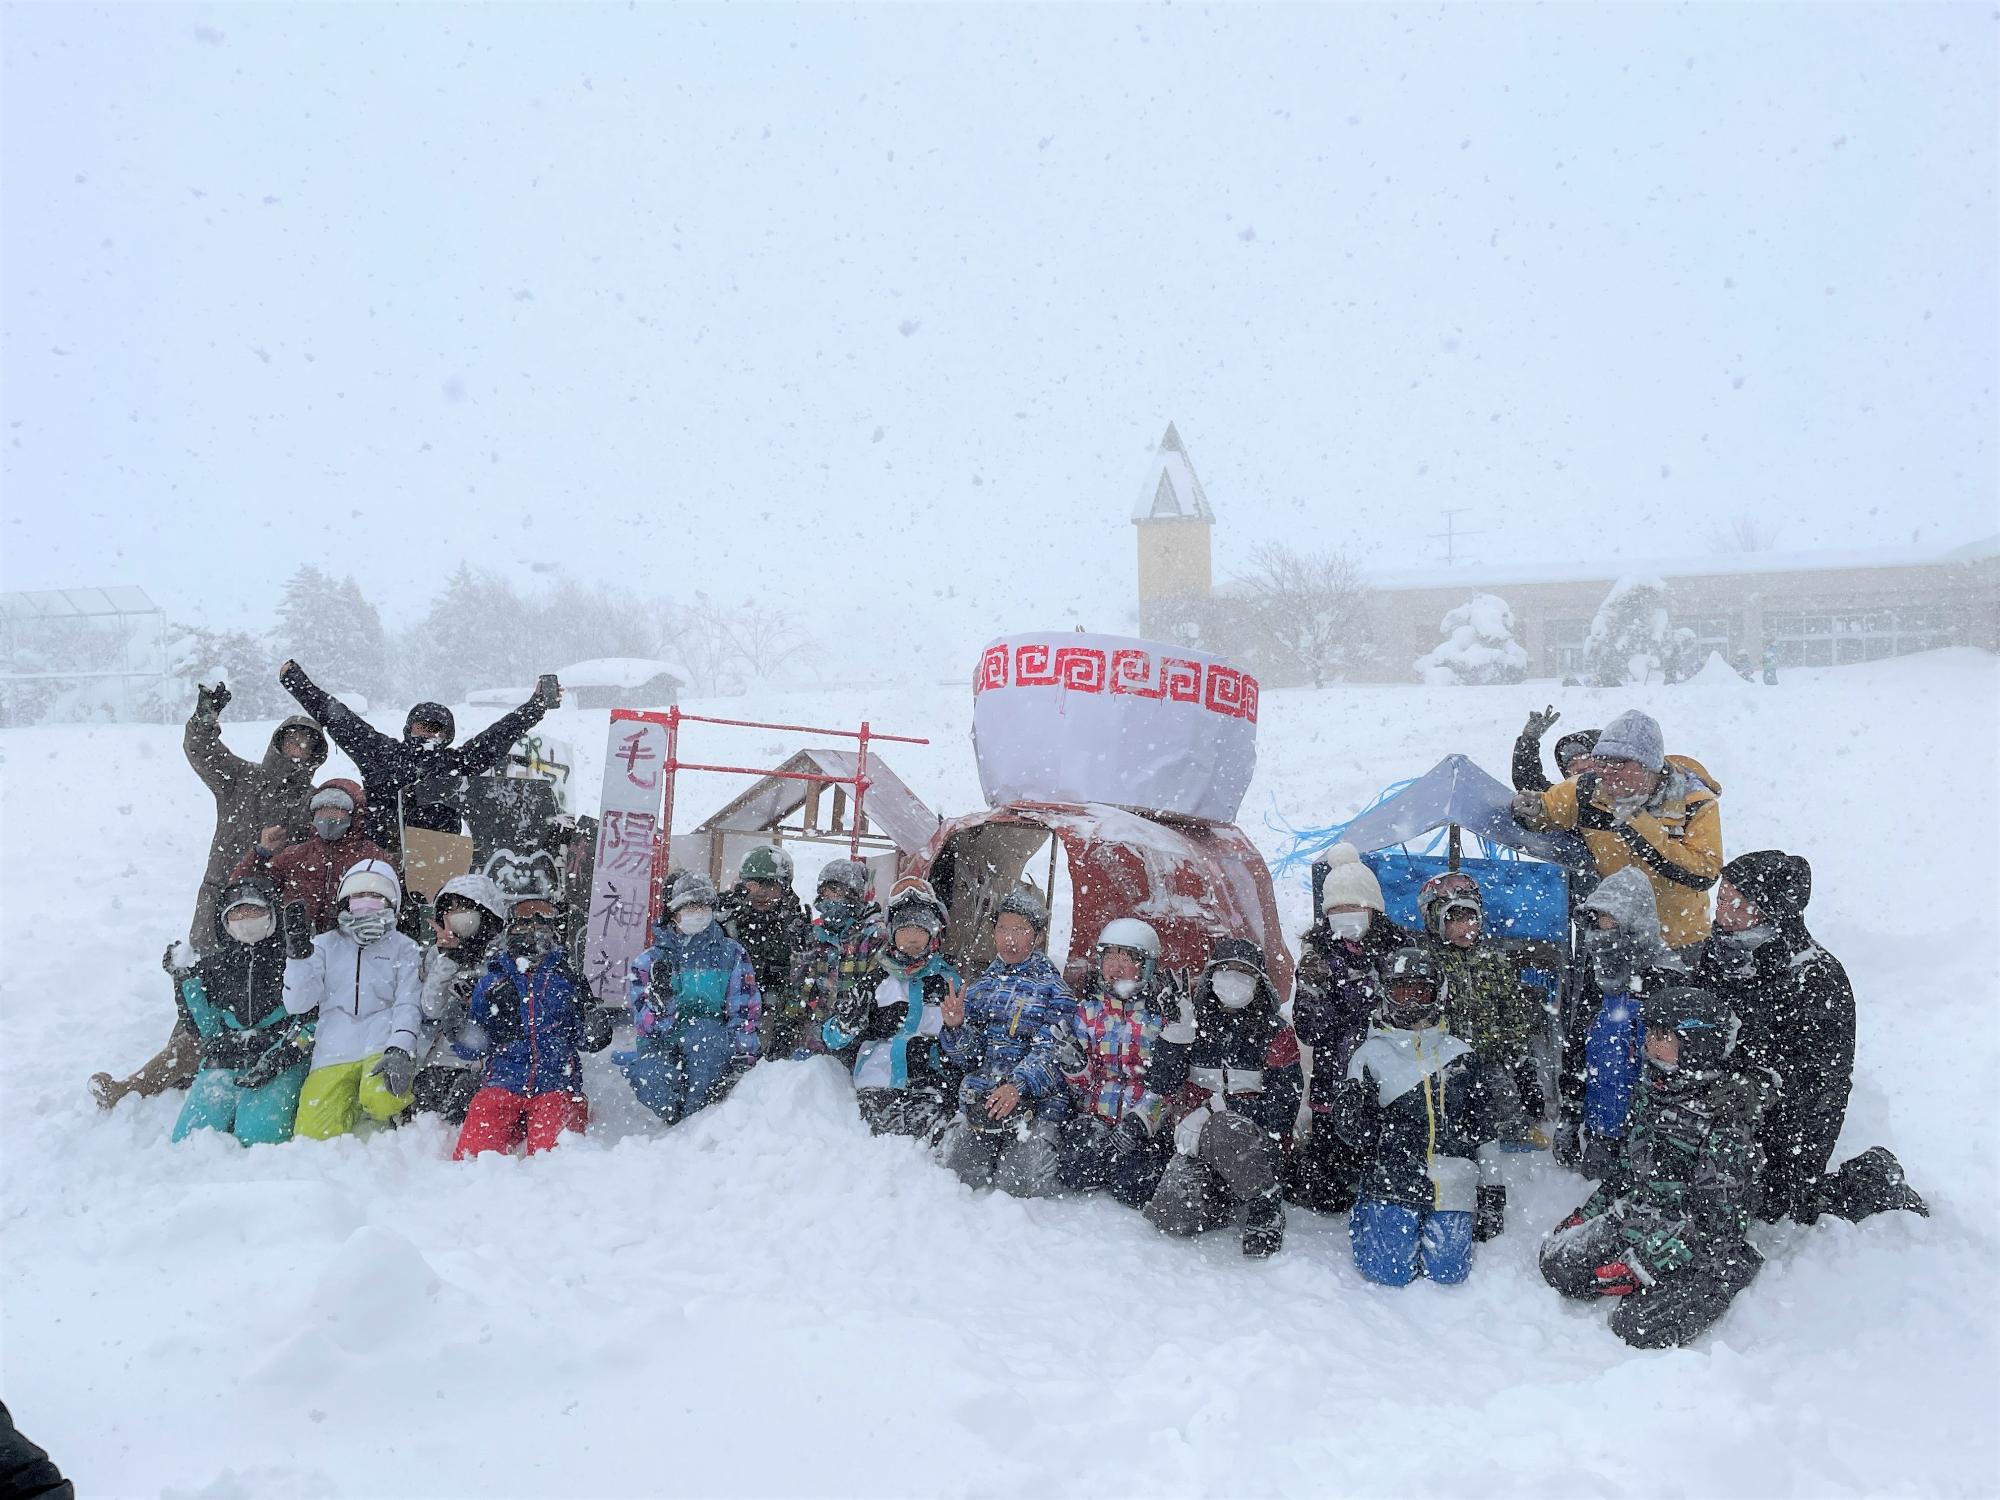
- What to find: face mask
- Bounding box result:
[675,908,713,937]
[226,912,275,945]
[407,732,443,753]
[1326,912,1370,943]
[1110,977,1140,1000]
[1721,924,1776,951]
[1382,997,1441,1030]
[507,922,558,958]
[1211,970,1257,1009]
[1585,928,1640,988]
[314,815,351,842]
[338,907,395,945]
[443,909,484,940]
[817,896,856,926]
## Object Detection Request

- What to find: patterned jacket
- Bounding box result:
[1580,1070,1765,1276]
[1060,976,1175,1130]
[940,950,1076,1119]
[635,922,762,1060]
[791,908,888,1034]
[1431,937,1540,1066]
[467,949,611,1097]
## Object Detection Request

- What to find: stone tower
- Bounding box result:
[1132,422,1215,637]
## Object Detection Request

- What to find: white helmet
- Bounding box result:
[1096,917,1161,986]
[336,858,403,911]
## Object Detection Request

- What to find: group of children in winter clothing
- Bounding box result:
[119,676,1927,1352]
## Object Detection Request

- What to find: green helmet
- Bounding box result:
[738,844,794,886]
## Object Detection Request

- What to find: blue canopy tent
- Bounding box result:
[1285,754,1590,944]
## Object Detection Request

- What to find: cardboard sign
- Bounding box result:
[581,711,670,1004]
[970,632,1259,824]
[401,828,474,904]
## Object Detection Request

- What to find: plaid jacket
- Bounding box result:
[941,951,1076,1117]
[1061,978,1173,1130]
[790,909,887,1027]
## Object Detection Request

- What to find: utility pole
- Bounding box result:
[1430,508,1483,567]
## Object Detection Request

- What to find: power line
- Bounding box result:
[1429,508,1483,567]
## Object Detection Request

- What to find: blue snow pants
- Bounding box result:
[171,1062,309,1147]
[618,1017,733,1124]
[1350,1198,1475,1287]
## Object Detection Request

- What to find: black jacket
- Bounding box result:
[279,663,548,855]
[0,1402,73,1500]
[1327,1024,1512,1213]
[721,886,812,1007]
[180,876,292,1070]
[1292,911,1401,1108]
[1697,851,1854,1222]
[1145,971,1302,1139]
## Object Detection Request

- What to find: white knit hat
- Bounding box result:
[1320,843,1384,914]
[336,858,403,911]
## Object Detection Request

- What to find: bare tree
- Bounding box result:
[1711,514,1782,554]
[719,605,814,682]
[1231,544,1378,687]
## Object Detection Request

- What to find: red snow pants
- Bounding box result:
[452,1087,589,1159]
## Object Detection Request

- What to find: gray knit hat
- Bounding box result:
[1592,709,1665,772]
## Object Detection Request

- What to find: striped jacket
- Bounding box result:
[940,951,1077,1119]
[791,910,887,1029]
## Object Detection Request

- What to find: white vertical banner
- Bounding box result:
[581,712,669,1004]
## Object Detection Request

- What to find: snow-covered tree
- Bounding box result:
[274,566,389,699]
[163,624,287,718]
[1414,594,1529,685]
[1582,575,1670,686]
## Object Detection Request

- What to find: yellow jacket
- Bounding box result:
[1528,761,1722,948]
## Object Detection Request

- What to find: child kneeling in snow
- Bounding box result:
[1540,986,1764,1348]
[1328,947,1520,1286]
[1142,939,1301,1258]
[452,892,616,1159]
[284,859,425,1140]
[617,876,761,1125]
[821,878,964,1140]
[171,875,315,1146]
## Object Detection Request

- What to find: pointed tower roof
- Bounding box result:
[1131,421,1215,523]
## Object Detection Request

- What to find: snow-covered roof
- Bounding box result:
[693,748,937,855]
[557,657,688,689]
[1130,422,1215,524]
[1365,535,1997,593]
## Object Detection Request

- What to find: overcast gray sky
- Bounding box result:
[3,3,1993,674]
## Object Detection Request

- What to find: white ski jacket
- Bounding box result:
[284,927,424,1070]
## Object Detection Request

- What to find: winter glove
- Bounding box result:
[1573,773,1618,830]
[1626,1224,1694,1278]
[1111,1112,1155,1155]
[1474,1184,1508,1242]
[1327,1072,1382,1148]
[1591,1260,1646,1296]
[579,1005,617,1054]
[1173,1105,1212,1158]
[196,680,232,715]
[370,1046,417,1098]
[236,1025,313,1090]
[829,986,872,1036]
[161,940,198,977]
[282,901,315,961]
[535,673,563,709]
[1160,991,1197,1047]
[1522,704,1560,739]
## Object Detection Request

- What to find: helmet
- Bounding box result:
[996,883,1049,931]
[1639,986,1734,1080]
[1379,945,1446,1027]
[668,874,720,914]
[1418,871,1484,937]
[884,877,947,939]
[739,844,795,887]
[1096,917,1161,987]
[336,859,402,912]
[815,859,872,901]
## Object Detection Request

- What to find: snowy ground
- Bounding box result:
[3,654,1996,1498]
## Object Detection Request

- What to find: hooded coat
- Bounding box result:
[941,948,1078,1120]
[417,872,512,1068]
[277,664,549,857]
[1145,945,1303,1141]
[1331,1020,1514,1214]
[184,705,327,950]
[228,778,390,933]
[1577,868,1688,1140]
[1516,760,1723,948]
[1293,909,1402,1107]
[1697,850,1856,1221]
[178,874,294,1071]
[281,859,424,1069]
